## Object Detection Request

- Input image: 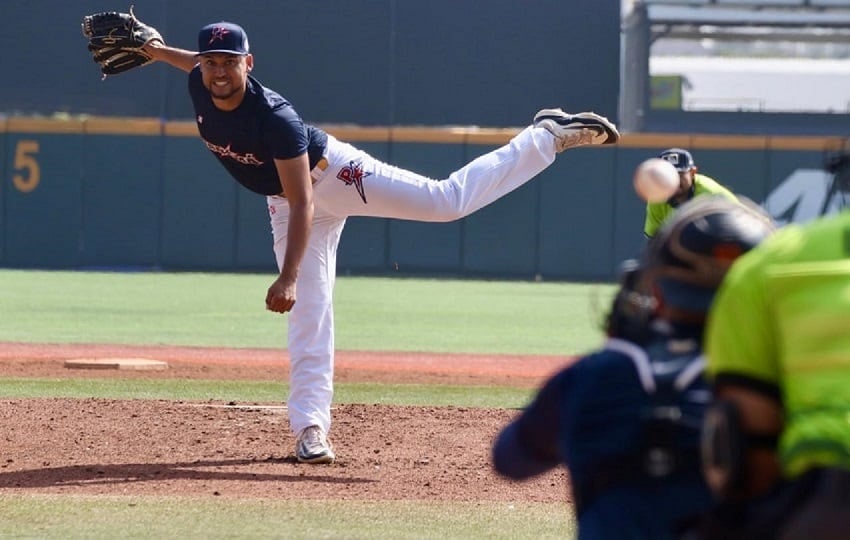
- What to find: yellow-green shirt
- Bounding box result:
[643,174,738,237]
[705,211,850,478]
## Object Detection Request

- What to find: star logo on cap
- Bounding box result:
[209,26,230,44]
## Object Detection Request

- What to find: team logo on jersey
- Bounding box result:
[202,139,264,166]
[337,160,371,204]
[209,26,230,44]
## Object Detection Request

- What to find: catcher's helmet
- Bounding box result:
[605,195,775,341]
[642,195,776,316]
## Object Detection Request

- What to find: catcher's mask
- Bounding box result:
[641,195,776,319]
[605,258,656,343]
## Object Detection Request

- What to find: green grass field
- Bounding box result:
[0,270,616,355]
[0,269,616,539]
[0,495,573,540]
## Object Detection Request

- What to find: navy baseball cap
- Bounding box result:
[658,148,695,172]
[198,22,250,55]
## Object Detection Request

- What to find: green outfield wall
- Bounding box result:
[1,118,844,280]
[6,0,621,129]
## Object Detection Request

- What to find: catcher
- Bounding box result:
[81,8,619,465]
[493,196,775,540]
[689,154,850,539]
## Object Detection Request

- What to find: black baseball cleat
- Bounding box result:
[533,108,620,152]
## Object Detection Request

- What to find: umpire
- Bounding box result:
[492,196,775,540]
[694,150,850,539]
[643,148,738,239]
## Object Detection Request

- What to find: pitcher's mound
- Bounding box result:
[64,358,169,371]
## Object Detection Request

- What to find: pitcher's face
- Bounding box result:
[199,52,254,110]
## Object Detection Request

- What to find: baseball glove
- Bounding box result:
[81,5,163,77]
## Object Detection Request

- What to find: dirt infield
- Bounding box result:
[0,342,575,503]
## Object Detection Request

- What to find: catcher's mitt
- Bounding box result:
[81,5,163,77]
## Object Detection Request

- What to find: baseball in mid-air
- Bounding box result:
[632,158,680,202]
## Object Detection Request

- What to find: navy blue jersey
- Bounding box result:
[188,67,328,196]
[493,335,713,540]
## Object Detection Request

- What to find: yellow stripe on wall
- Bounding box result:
[85,117,161,135]
[164,122,199,137]
[0,115,844,151]
[7,117,86,134]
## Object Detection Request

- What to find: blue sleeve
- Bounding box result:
[187,67,203,109]
[263,105,309,161]
[492,368,569,479]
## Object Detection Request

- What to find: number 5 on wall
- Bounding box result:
[12,140,41,193]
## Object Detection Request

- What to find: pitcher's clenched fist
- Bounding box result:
[265,277,296,313]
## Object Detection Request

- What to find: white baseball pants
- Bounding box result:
[268,125,557,436]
